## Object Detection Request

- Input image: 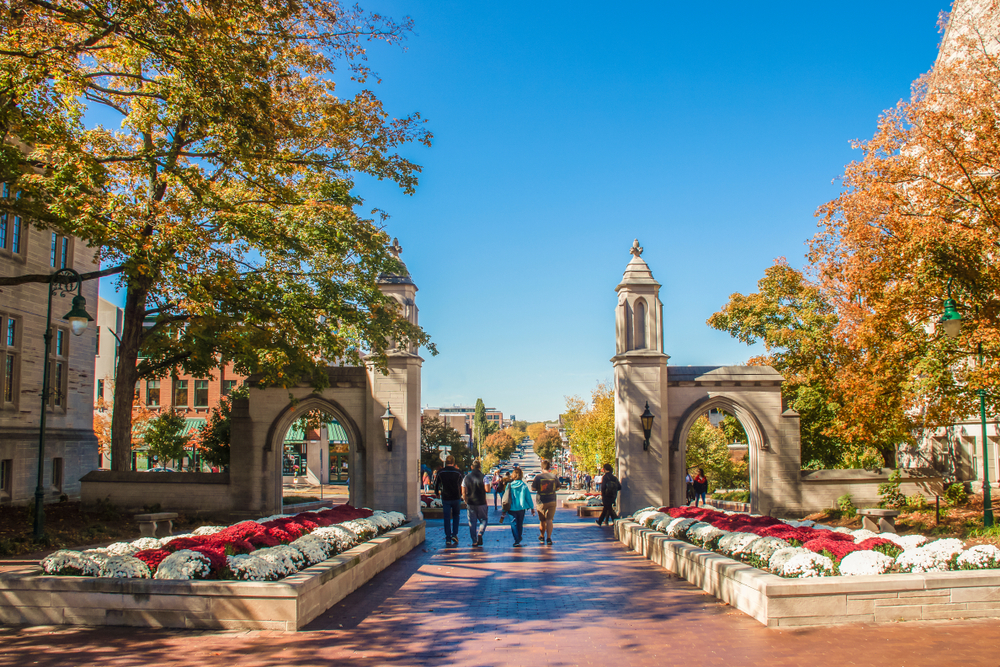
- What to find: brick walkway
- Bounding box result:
[1,507,998,666]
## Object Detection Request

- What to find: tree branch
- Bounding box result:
[0,265,124,287]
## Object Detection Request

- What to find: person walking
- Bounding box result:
[462,459,489,548]
[434,455,464,547]
[422,470,431,492]
[584,473,592,492]
[493,473,508,510]
[596,463,620,526]
[531,459,561,545]
[500,468,534,546]
[685,470,695,505]
[693,468,709,507]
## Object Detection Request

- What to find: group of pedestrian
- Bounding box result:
[432,456,623,548]
[685,468,708,506]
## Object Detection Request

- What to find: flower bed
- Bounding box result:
[632,506,1000,579]
[420,494,442,508]
[39,504,406,582]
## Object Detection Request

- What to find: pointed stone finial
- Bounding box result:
[389,237,402,258]
[630,239,643,258]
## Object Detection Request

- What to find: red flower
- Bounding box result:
[162,536,209,552]
[216,521,266,542]
[133,548,171,572]
[803,537,860,560]
[247,533,280,549]
[190,546,228,577]
[856,537,896,551]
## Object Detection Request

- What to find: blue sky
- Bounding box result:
[102,0,951,422]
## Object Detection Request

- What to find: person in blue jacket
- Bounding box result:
[500,468,535,547]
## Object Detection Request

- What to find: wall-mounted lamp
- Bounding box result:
[381,405,396,452]
[640,401,654,451]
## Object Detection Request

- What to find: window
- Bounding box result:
[52,457,64,492]
[634,299,647,350]
[173,379,188,406]
[96,326,100,355]
[48,326,68,408]
[97,379,104,402]
[134,381,141,402]
[222,380,237,396]
[147,380,160,407]
[2,315,20,406]
[194,379,209,407]
[0,459,11,495]
[48,232,71,268]
[0,184,25,257]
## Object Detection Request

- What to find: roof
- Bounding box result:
[666,366,784,384]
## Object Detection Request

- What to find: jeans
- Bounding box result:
[598,501,618,525]
[493,489,500,508]
[442,499,462,540]
[467,504,489,542]
[509,509,526,543]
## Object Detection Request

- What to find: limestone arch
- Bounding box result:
[673,394,768,513]
[264,394,366,509]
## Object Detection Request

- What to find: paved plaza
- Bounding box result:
[1,507,998,666]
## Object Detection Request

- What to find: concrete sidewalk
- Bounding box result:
[1,506,997,666]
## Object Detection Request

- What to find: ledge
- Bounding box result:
[80,470,231,485]
[615,519,1000,628]
[0,522,424,630]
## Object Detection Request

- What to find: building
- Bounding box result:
[422,405,505,450]
[0,182,100,504]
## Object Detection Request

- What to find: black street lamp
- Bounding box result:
[640,401,655,451]
[938,282,993,528]
[381,405,396,452]
[34,269,93,541]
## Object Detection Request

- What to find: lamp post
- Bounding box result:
[381,405,396,452]
[34,268,94,541]
[640,401,655,451]
[939,285,993,528]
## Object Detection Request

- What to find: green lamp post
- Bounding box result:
[939,286,993,528]
[34,268,94,541]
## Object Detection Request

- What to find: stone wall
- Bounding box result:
[79,470,233,513]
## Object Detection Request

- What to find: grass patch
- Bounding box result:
[282,495,321,505]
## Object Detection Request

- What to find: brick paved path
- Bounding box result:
[1,507,998,666]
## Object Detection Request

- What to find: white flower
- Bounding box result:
[717,532,759,557]
[227,554,280,581]
[312,525,359,553]
[252,545,304,576]
[255,514,288,524]
[586,497,603,507]
[839,550,895,576]
[566,493,587,501]
[290,534,332,566]
[192,525,226,536]
[833,527,853,535]
[689,523,726,548]
[781,552,834,578]
[850,529,879,544]
[99,555,152,578]
[769,547,810,573]
[924,538,965,557]
[956,544,1000,570]
[41,550,100,576]
[895,534,928,550]
[129,537,165,552]
[153,550,211,580]
[632,507,659,520]
[895,539,964,574]
[747,536,790,565]
[682,521,710,541]
[666,518,698,539]
[641,512,669,528]
[341,519,377,541]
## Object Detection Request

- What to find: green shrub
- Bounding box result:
[837,493,857,518]
[944,483,968,506]
[905,495,928,510]
[872,542,903,559]
[878,469,906,509]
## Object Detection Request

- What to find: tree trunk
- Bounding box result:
[110,280,149,471]
[880,445,897,469]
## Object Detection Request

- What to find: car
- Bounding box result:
[145,467,176,473]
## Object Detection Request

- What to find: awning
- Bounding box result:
[285,424,307,442]
[182,418,206,436]
[327,421,349,443]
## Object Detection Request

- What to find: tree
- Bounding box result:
[421,416,469,471]
[533,428,563,462]
[0,1,434,471]
[472,398,488,456]
[525,422,547,441]
[195,397,233,469]
[142,410,189,467]
[566,383,614,475]
[685,415,744,491]
[480,429,517,471]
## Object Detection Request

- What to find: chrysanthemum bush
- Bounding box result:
[40,505,406,581]
[628,505,1000,578]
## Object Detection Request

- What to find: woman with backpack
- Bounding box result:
[500,468,534,547]
[493,472,507,510]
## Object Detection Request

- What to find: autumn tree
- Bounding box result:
[480,429,517,471]
[533,428,563,462]
[566,383,614,474]
[0,1,433,471]
[525,422,547,442]
[685,416,744,491]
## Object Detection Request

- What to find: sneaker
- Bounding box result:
[595,519,602,526]
[477,536,484,547]
[546,538,553,545]
[513,542,521,547]
[538,535,544,543]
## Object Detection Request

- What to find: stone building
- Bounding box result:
[0,185,99,504]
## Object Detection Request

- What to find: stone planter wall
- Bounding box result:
[616,519,1000,628]
[0,522,424,631]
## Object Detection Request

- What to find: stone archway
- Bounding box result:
[672,394,769,514]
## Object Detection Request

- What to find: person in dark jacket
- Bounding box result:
[596,463,621,527]
[434,455,464,547]
[462,458,489,548]
[693,468,709,507]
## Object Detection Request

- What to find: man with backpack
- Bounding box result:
[531,459,561,545]
[596,463,621,527]
[462,458,489,548]
[434,455,464,547]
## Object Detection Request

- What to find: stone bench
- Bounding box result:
[134,512,178,538]
[857,508,900,534]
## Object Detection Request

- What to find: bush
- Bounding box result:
[906,495,928,511]
[944,483,968,506]
[837,493,857,518]
[878,469,906,509]
[711,490,750,503]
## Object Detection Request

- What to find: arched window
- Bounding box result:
[624,302,633,351]
[634,299,647,349]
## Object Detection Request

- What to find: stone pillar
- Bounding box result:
[611,240,671,515]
